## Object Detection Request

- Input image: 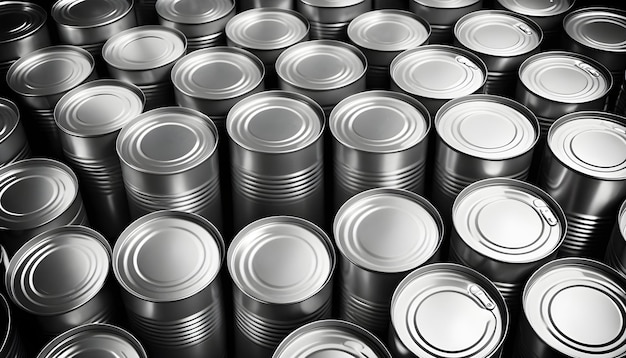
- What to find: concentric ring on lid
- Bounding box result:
[496,0,574,18]
[226,8,309,51]
[0,1,47,43]
[348,10,430,52]
[564,7,626,53]
[113,210,224,302]
[156,0,234,24]
[52,0,133,27]
[0,98,20,143]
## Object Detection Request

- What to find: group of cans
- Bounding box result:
[0,0,626,357]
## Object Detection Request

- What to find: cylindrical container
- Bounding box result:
[390,45,487,118]
[0,159,88,256]
[0,98,30,167]
[389,263,509,358]
[54,79,145,241]
[276,40,367,116]
[431,94,538,222]
[6,45,96,158]
[227,91,325,231]
[228,216,335,358]
[0,293,26,358]
[113,210,227,358]
[37,323,147,358]
[103,25,187,110]
[238,0,294,11]
[409,0,482,44]
[116,107,223,231]
[330,91,430,210]
[334,188,443,339]
[606,198,626,277]
[297,0,371,40]
[273,319,392,358]
[347,10,430,89]
[5,226,119,337]
[539,111,626,259]
[374,0,407,10]
[515,258,626,358]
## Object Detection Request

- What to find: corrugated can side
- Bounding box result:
[0,98,30,167]
[605,198,626,277]
[409,0,482,44]
[0,293,26,358]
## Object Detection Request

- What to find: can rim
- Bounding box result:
[0,1,47,44]
[156,0,235,25]
[0,98,20,144]
[564,6,626,54]
[51,0,135,29]
[496,0,576,18]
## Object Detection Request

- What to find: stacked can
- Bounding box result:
[0,293,26,358]
[227,91,325,232]
[0,159,88,256]
[116,107,223,232]
[514,258,626,358]
[156,0,235,52]
[606,198,626,277]
[409,0,482,44]
[6,46,96,158]
[103,25,187,111]
[389,263,509,358]
[347,9,430,89]
[228,216,335,358]
[113,211,227,358]
[0,98,30,167]
[54,79,145,241]
[334,188,443,339]
[297,0,371,41]
[539,111,626,259]
[330,91,430,210]
[239,0,294,11]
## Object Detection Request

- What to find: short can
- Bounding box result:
[0,1,51,64]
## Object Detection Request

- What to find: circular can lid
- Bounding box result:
[276,40,366,91]
[348,10,430,53]
[156,0,234,24]
[391,263,508,358]
[334,188,443,273]
[55,79,145,137]
[390,45,486,100]
[113,210,224,302]
[564,7,626,54]
[228,216,335,304]
[523,258,626,357]
[0,1,47,44]
[52,0,133,28]
[102,25,186,71]
[0,98,20,144]
[116,106,218,175]
[496,0,574,18]
[0,158,78,230]
[226,8,309,51]
[299,0,365,8]
[436,94,538,159]
[273,319,392,358]
[227,90,324,153]
[412,0,481,9]
[453,178,565,264]
[6,225,111,315]
[547,111,626,180]
[171,46,264,100]
[7,45,94,97]
[37,323,147,358]
[519,51,612,104]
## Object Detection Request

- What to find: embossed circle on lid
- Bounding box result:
[156,0,234,24]
[0,98,20,143]
[0,1,47,43]
[496,0,574,18]
[564,7,626,53]
[52,0,133,27]
[348,10,430,52]
[226,8,309,51]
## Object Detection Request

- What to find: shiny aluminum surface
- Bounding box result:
[0,98,29,166]
[156,0,235,38]
[495,0,574,33]
[0,1,51,63]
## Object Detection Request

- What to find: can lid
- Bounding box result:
[348,10,430,52]
[412,0,480,9]
[0,1,47,43]
[523,258,626,357]
[102,25,186,71]
[0,158,78,230]
[453,178,564,264]
[496,0,574,18]
[276,40,366,91]
[334,188,442,273]
[391,263,507,357]
[6,226,111,315]
[390,45,486,100]
[299,0,365,8]
[55,79,145,137]
[116,107,217,175]
[113,210,224,302]
[0,98,20,144]
[156,0,234,25]
[519,51,612,104]
[436,94,538,159]
[7,45,94,97]
[226,8,309,51]
[227,90,324,153]
[564,7,626,53]
[52,0,133,28]
[548,111,626,180]
[228,216,334,304]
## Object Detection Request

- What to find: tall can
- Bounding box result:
[0,293,26,358]
[409,0,482,44]
[605,198,626,277]
[334,188,443,339]
[297,0,371,41]
[0,98,30,167]
[113,211,227,358]
[228,216,335,358]
[389,263,509,358]
[238,0,294,11]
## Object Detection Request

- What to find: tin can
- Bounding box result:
[334,188,443,339]
[409,0,482,44]
[297,0,371,40]
[0,293,26,358]
[389,263,509,358]
[539,111,626,259]
[348,10,430,89]
[0,98,30,167]
[239,0,294,11]
[515,258,626,357]
[54,79,145,241]
[113,210,227,358]
[273,319,392,358]
[606,198,626,277]
[228,216,335,358]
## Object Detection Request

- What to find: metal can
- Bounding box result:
[606,198,626,277]
[0,98,30,167]
[273,319,392,358]
[389,263,509,358]
[228,216,335,358]
[539,111,626,259]
[113,210,227,358]
[334,188,443,339]
[0,293,26,358]
[515,258,626,358]
[297,0,371,40]
[409,0,482,44]
[238,0,294,11]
